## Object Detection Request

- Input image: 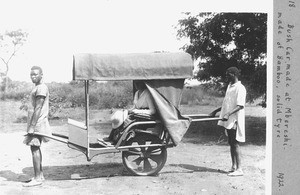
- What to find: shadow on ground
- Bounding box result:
[0,163,228,183]
[168,164,228,174]
[0,163,125,182]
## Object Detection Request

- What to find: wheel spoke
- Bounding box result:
[143,158,152,172]
[126,148,141,155]
[133,157,143,166]
[146,146,160,154]
[122,133,167,176]
[149,154,162,164]
[151,149,162,154]
[130,148,140,152]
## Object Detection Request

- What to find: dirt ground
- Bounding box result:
[0,104,266,195]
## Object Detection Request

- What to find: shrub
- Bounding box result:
[89,81,133,109]
[8,79,226,119]
[47,81,133,118]
[181,85,223,106]
[0,80,32,100]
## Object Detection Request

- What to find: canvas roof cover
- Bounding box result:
[73,52,193,81]
[145,82,191,146]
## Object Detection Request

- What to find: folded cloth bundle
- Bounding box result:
[132,113,155,120]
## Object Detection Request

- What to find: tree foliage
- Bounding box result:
[176,13,267,106]
[0,29,28,76]
[0,29,28,95]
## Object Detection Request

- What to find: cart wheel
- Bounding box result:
[122,133,167,176]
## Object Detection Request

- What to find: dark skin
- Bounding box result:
[210,70,244,173]
[27,69,46,181]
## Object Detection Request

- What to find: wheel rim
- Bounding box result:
[122,133,167,176]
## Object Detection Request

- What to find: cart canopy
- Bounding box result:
[73,52,193,81]
[145,82,191,146]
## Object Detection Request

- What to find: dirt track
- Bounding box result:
[0,122,265,195]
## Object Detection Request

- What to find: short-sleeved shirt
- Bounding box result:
[218,81,246,142]
[27,83,51,135]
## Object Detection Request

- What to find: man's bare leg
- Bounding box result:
[23,146,43,187]
[227,129,237,171]
[228,134,243,176]
[31,146,44,181]
[233,142,242,171]
[230,146,237,171]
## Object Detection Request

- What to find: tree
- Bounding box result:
[176,13,267,106]
[0,29,28,96]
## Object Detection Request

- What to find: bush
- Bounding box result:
[45,81,133,118]
[13,81,132,114]
[0,80,32,100]
[181,85,223,106]
[6,79,225,119]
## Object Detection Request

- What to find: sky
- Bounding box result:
[0,0,272,82]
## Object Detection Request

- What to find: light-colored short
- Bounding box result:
[23,134,49,147]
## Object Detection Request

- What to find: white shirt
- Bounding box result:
[218,81,246,142]
[132,89,156,115]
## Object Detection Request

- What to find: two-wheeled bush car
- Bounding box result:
[35,52,220,176]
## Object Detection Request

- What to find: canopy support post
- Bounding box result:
[85,80,90,159]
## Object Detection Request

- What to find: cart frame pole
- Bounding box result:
[85,80,90,158]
